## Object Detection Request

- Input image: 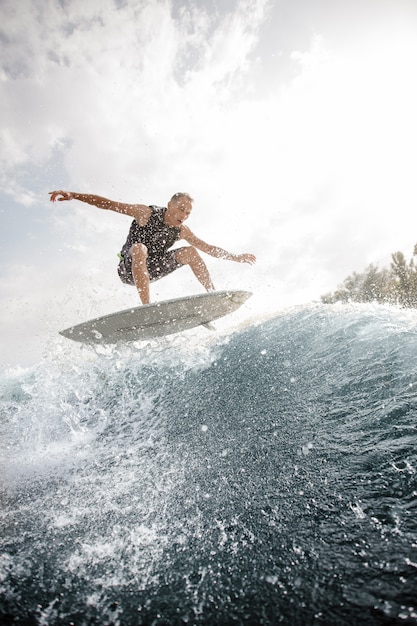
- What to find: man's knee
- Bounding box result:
[130,243,148,262]
[176,246,201,265]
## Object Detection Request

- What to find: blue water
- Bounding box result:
[1,303,417,625]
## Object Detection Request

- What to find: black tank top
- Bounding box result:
[120,206,181,258]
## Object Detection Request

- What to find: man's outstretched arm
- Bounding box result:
[49,190,152,225]
[181,226,256,264]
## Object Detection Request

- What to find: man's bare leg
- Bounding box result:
[130,243,151,304]
[176,247,215,291]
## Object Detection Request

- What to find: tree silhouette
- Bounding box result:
[322,244,417,308]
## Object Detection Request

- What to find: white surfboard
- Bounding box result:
[59,290,252,345]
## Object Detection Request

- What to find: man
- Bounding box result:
[49,190,256,304]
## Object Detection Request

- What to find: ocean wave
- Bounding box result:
[1,303,417,625]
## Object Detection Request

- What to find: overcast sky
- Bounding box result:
[1,0,417,370]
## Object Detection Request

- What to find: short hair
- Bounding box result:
[170,192,194,204]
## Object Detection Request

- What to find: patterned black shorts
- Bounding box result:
[117,248,185,286]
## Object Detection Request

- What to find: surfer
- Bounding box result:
[49,190,256,304]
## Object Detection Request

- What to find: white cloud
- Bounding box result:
[1,0,271,196]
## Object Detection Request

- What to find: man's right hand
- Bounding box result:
[49,190,74,202]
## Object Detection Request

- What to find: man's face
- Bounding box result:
[166,198,193,227]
